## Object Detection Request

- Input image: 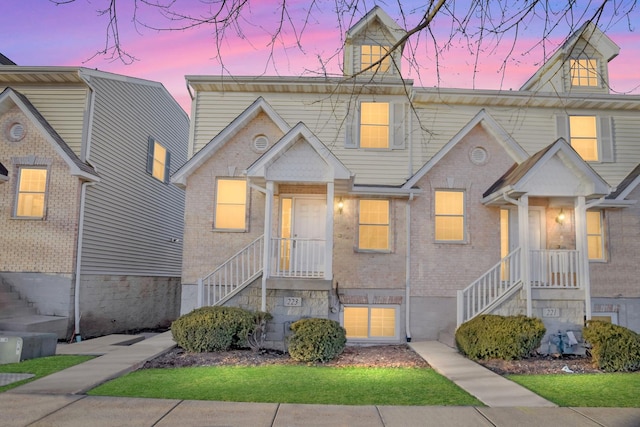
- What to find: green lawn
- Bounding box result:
[89,365,483,406]
[508,373,640,407]
[0,355,94,393]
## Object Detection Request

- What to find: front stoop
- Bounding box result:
[0,315,68,340]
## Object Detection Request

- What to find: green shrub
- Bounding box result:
[456,314,546,360]
[288,318,346,363]
[583,320,640,372]
[171,306,259,352]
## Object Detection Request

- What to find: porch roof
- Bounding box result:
[245,122,354,191]
[482,138,611,205]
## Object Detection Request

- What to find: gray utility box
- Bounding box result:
[0,336,22,364]
[0,331,57,364]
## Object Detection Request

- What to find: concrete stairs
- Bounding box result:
[0,280,68,340]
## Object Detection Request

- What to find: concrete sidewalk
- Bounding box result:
[1,335,639,426]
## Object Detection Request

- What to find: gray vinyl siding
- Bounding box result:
[193,91,411,186]
[0,85,88,155]
[80,75,188,276]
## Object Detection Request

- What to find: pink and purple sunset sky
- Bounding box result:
[2,1,639,113]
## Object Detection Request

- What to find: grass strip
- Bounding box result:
[508,373,640,407]
[0,355,94,393]
[89,365,483,406]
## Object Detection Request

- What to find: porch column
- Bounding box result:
[261,181,274,312]
[518,195,532,317]
[575,196,591,320]
[325,182,334,280]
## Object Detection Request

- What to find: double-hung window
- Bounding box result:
[358,199,389,251]
[343,306,397,340]
[360,45,390,74]
[570,58,599,87]
[214,178,247,230]
[586,210,605,261]
[146,137,170,183]
[360,102,389,149]
[569,116,598,161]
[15,167,48,218]
[435,190,465,242]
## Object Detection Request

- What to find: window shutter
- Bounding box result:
[164,151,171,183]
[344,103,357,148]
[599,116,614,163]
[391,103,405,149]
[146,137,155,174]
[555,115,569,143]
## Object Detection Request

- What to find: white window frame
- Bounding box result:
[342,305,399,341]
[214,178,248,231]
[569,115,599,162]
[357,199,390,252]
[586,210,606,262]
[14,166,49,219]
[360,45,391,74]
[359,102,390,149]
[434,190,466,243]
[570,57,599,88]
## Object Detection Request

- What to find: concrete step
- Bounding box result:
[0,304,37,319]
[0,315,69,340]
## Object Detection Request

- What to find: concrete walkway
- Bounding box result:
[1,334,639,426]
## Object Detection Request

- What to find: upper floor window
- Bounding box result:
[360,45,390,74]
[15,167,48,218]
[358,199,389,251]
[360,102,389,149]
[570,58,598,87]
[215,178,247,230]
[586,210,605,261]
[146,137,170,183]
[569,116,598,161]
[435,190,465,242]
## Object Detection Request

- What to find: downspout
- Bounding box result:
[405,192,414,342]
[74,72,98,342]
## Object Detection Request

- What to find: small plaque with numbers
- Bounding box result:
[284,297,302,307]
[543,307,560,317]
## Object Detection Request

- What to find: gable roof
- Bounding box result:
[245,121,353,191]
[0,53,16,66]
[402,109,528,189]
[346,6,406,45]
[607,163,640,200]
[520,22,620,91]
[0,88,99,181]
[482,138,611,204]
[171,97,290,188]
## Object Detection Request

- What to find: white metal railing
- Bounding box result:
[271,237,325,278]
[457,247,522,326]
[530,249,580,288]
[197,235,264,307]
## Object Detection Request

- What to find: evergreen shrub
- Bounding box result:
[287,318,347,363]
[455,314,546,360]
[171,306,259,352]
[583,320,640,372]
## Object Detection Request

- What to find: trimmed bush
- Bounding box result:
[456,314,546,360]
[583,320,640,372]
[171,306,259,352]
[288,318,346,363]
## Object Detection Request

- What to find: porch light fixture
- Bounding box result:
[556,209,566,224]
[337,198,344,214]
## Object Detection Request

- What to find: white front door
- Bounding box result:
[292,198,326,275]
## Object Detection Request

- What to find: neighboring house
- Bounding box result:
[0,63,189,340]
[173,7,640,352]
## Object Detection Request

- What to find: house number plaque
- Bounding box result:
[284,297,302,307]
[542,307,560,317]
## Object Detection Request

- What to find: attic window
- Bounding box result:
[253,135,269,152]
[570,58,598,87]
[361,45,390,74]
[6,122,25,142]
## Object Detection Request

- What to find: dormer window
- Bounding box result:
[570,58,599,87]
[360,45,391,74]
